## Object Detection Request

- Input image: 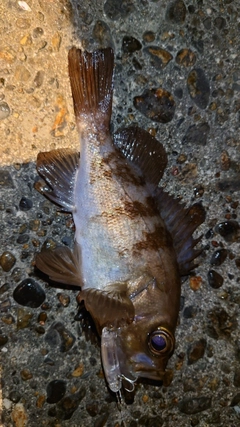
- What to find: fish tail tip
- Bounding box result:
[68,46,114,126]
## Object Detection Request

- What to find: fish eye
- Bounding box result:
[148,328,174,356]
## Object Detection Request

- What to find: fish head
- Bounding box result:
[101,274,180,393]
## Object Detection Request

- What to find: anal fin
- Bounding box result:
[155,188,206,275]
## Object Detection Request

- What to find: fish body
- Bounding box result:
[36,47,205,394]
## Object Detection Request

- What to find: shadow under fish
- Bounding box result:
[35,47,205,395]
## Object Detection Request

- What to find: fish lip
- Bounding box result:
[135,368,166,381]
[132,362,166,381]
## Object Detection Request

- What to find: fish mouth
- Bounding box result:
[135,367,166,381]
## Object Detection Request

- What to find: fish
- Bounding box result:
[35,47,205,395]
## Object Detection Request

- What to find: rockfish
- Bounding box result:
[35,47,205,394]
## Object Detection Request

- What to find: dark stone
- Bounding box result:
[122,36,142,54]
[188,5,195,13]
[203,17,211,30]
[144,46,172,69]
[187,338,207,364]
[13,278,45,308]
[205,229,214,239]
[176,49,196,67]
[235,258,240,270]
[183,122,210,145]
[92,20,114,49]
[9,390,21,403]
[16,234,30,244]
[20,369,33,381]
[206,307,238,339]
[61,235,71,246]
[34,71,44,88]
[194,184,204,198]
[0,102,11,120]
[19,196,33,211]
[45,328,59,347]
[143,31,155,43]
[56,387,86,420]
[17,307,33,329]
[46,380,67,403]
[216,220,240,243]
[216,176,240,192]
[179,396,212,414]
[134,88,176,123]
[210,249,228,266]
[207,270,224,289]
[0,283,10,295]
[139,415,163,426]
[86,400,99,417]
[104,0,134,21]
[230,392,240,406]
[93,412,110,427]
[0,298,11,312]
[0,170,14,188]
[57,293,70,307]
[48,322,76,352]
[11,267,23,282]
[187,68,210,109]
[166,0,187,24]
[32,27,44,37]
[0,251,16,272]
[0,334,8,346]
[174,87,183,99]
[233,370,240,387]
[191,38,204,54]
[183,305,198,319]
[132,57,142,70]
[214,17,226,30]
[41,238,57,251]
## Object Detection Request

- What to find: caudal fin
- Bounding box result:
[68,47,114,128]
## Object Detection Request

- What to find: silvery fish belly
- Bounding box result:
[35,47,205,394]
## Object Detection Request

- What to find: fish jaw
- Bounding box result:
[100,273,180,393]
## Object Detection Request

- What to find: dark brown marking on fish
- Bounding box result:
[103,151,146,188]
[132,225,170,254]
[123,198,158,219]
[113,160,145,187]
[102,168,113,179]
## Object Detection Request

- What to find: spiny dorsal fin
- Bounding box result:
[155,188,205,275]
[36,149,79,212]
[78,284,135,330]
[68,47,114,126]
[113,126,167,187]
[35,243,82,287]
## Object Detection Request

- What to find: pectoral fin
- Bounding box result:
[36,149,79,212]
[35,242,82,287]
[78,283,135,330]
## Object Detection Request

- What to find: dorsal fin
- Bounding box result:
[36,149,79,212]
[113,126,168,188]
[155,188,205,275]
[68,47,114,127]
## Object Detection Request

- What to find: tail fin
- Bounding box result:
[68,47,114,128]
